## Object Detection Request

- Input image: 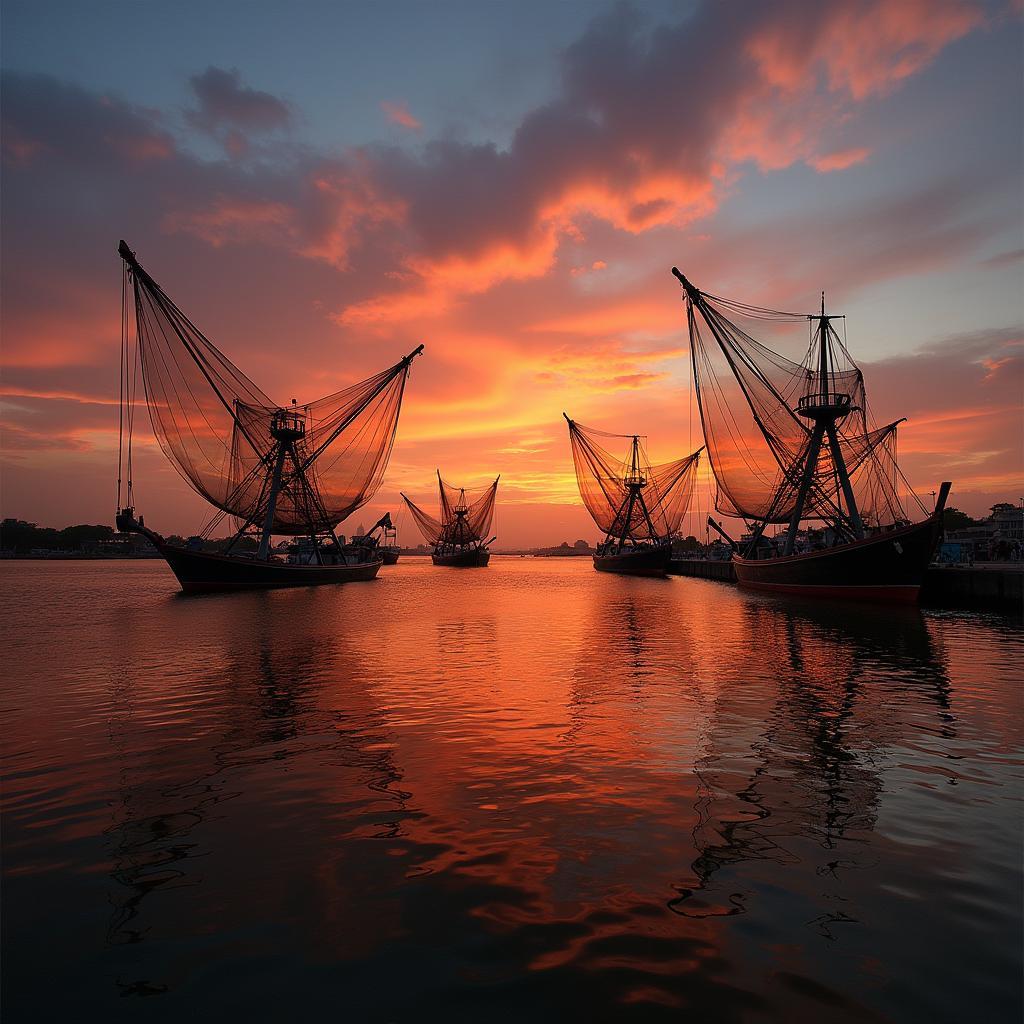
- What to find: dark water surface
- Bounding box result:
[2,558,1021,1022]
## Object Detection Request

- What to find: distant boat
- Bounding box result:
[672,268,949,603]
[402,472,498,567]
[113,240,423,592]
[564,415,702,577]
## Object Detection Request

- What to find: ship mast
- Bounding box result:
[612,435,660,547]
[782,293,865,554]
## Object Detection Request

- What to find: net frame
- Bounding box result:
[402,473,499,547]
[121,243,420,536]
[678,279,926,530]
[565,418,702,542]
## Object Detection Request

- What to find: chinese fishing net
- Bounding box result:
[566,419,702,541]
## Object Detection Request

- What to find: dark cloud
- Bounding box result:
[186,66,291,156]
[187,66,291,133]
[1,72,175,169]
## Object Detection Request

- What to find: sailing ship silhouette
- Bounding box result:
[671,268,949,602]
[401,473,498,567]
[114,241,422,591]
[564,416,702,577]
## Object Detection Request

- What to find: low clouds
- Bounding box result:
[1,72,176,169]
[0,0,1017,538]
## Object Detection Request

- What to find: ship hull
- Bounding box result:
[158,543,383,593]
[733,515,942,603]
[593,543,672,577]
[432,547,490,567]
[381,549,400,565]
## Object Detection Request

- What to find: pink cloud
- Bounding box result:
[745,0,982,101]
[163,197,296,248]
[381,100,422,131]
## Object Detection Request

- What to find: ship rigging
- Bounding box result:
[671,267,949,601]
[565,416,702,577]
[115,240,423,591]
[402,472,498,567]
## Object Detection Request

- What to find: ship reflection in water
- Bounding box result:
[2,559,1021,1021]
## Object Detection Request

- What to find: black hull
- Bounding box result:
[733,515,943,603]
[431,547,490,567]
[158,543,383,593]
[381,549,400,565]
[593,544,672,577]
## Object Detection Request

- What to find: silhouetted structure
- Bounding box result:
[673,269,949,601]
[564,414,701,576]
[401,472,498,567]
[114,240,422,591]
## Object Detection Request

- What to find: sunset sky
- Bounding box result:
[2,0,1021,548]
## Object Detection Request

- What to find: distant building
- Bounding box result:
[946,502,1023,561]
[989,503,1023,541]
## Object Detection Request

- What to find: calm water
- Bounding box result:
[2,558,1021,1022]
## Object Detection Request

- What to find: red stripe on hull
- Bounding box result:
[737,580,921,604]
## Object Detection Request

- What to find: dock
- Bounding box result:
[668,558,736,582]
[921,564,1022,611]
[667,558,1022,612]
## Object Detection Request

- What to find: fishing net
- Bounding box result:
[124,244,416,535]
[566,419,702,541]
[402,475,499,546]
[678,279,923,528]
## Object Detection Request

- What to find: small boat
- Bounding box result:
[348,513,401,565]
[564,415,702,577]
[593,541,671,577]
[402,471,498,568]
[113,240,423,592]
[672,268,949,603]
[432,545,490,568]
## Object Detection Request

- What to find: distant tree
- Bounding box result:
[942,507,978,531]
[58,524,115,549]
[559,541,570,548]
[0,520,120,552]
[1,519,60,552]
[989,502,1017,516]
[672,534,700,553]
[573,539,589,550]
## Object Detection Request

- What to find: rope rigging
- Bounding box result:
[402,473,499,548]
[564,416,702,543]
[117,240,422,538]
[673,268,925,532]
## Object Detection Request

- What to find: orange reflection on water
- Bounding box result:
[1,558,1021,1019]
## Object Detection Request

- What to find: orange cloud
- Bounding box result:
[2,7,1015,541]
[746,0,982,101]
[0,386,120,406]
[809,147,871,172]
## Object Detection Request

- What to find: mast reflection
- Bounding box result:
[671,597,955,920]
